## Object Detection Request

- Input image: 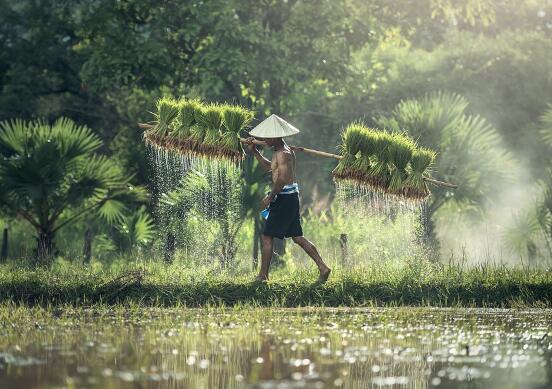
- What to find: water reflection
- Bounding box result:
[0,308,550,388]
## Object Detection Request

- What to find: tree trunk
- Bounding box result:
[339,233,348,267]
[36,230,55,264]
[252,218,260,270]
[164,232,176,264]
[418,201,440,259]
[83,228,93,263]
[0,227,8,262]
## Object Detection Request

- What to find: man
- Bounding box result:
[245,114,331,283]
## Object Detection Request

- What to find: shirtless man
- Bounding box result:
[245,135,331,283]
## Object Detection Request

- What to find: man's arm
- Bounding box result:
[245,137,271,172]
[251,148,272,172]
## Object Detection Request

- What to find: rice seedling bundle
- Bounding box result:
[188,105,207,145]
[152,97,179,137]
[196,104,224,154]
[331,122,439,200]
[144,98,255,162]
[142,99,448,199]
[221,105,255,161]
[404,148,436,199]
[171,99,201,139]
[388,133,415,193]
[367,132,394,190]
[332,123,365,180]
[350,128,379,182]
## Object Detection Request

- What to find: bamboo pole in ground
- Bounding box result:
[138,123,457,189]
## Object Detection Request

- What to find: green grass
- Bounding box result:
[0,258,551,307]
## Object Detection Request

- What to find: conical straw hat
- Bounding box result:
[249,114,300,138]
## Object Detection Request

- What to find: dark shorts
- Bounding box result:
[263,192,303,239]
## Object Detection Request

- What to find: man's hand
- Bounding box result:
[245,137,257,153]
[261,195,272,210]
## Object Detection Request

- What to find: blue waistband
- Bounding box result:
[279,183,299,195]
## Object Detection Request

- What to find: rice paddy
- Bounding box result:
[0,305,550,388]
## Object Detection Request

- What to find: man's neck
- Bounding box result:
[272,138,286,151]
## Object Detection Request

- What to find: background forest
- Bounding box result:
[1,0,552,267]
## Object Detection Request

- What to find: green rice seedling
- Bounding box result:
[188,104,207,146]
[171,99,201,140]
[404,147,436,198]
[197,104,224,154]
[221,105,254,161]
[152,97,179,137]
[368,132,394,190]
[350,127,379,181]
[332,123,364,180]
[388,133,415,193]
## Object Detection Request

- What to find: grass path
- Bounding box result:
[1,259,551,307]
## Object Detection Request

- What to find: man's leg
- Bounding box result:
[257,233,274,281]
[292,236,331,281]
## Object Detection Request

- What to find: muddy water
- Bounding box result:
[0,308,551,388]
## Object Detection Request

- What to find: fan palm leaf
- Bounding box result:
[538,104,552,148]
[0,117,146,261]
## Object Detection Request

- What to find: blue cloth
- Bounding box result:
[260,183,300,220]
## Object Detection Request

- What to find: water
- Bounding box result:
[0,308,550,388]
[146,143,243,263]
[334,180,427,241]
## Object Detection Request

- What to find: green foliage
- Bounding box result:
[147,99,254,162]
[220,105,254,156]
[539,105,552,149]
[171,99,202,139]
[377,92,516,227]
[0,118,147,262]
[196,104,223,149]
[404,148,436,195]
[152,97,179,136]
[502,209,541,261]
[1,0,551,261]
[112,207,155,253]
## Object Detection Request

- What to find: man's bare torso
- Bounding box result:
[271,146,297,184]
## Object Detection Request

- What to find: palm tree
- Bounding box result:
[536,105,552,256]
[376,92,516,245]
[0,118,147,262]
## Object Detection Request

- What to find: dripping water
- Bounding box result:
[146,144,243,264]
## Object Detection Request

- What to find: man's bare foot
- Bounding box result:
[253,275,268,283]
[318,267,331,283]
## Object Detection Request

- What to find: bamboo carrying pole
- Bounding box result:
[139,123,457,189]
